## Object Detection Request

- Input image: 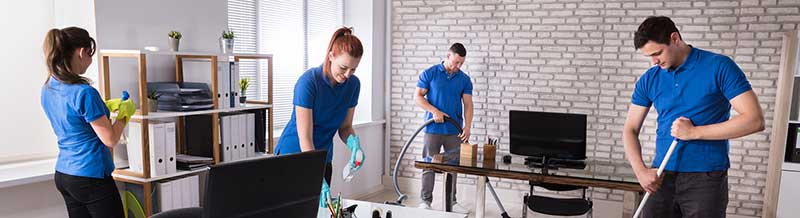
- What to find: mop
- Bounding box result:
[632,139,679,218]
[389,117,512,218]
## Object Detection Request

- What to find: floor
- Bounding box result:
[359,188,608,218]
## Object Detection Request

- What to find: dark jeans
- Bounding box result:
[641,170,729,218]
[54,171,124,218]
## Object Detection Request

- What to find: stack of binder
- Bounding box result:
[219,113,256,162]
[157,175,199,213]
[216,61,241,109]
[126,121,177,177]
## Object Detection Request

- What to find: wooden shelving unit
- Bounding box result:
[98,49,273,216]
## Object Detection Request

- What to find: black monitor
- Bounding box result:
[203,150,327,218]
[509,110,587,160]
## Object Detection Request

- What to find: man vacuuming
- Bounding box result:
[623,16,765,218]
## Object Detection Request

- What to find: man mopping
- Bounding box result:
[623,16,765,218]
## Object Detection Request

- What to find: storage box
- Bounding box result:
[460,143,477,161]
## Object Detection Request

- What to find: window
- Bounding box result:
[228,0,343,132]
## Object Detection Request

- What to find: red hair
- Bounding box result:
[323,27,363,75]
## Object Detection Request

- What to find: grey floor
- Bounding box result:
[359,188,611,218]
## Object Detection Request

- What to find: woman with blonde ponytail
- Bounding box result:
[275,27,366,207]
[41,27,126,218]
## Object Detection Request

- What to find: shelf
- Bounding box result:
[790,120,800,124]
[118,103,272,120]
[112,153,273,184]
[113,167,209,184]
[783,162,800,172]
[100,49,272,59]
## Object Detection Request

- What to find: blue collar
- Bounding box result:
[318,64,337,88]
[668,46,698,74]
[438,62,462,79]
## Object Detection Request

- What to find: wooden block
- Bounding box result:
[483,144,496,161]
[460,143,477,161]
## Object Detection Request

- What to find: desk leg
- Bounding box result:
[476,175,486,218]
[622,191,644,218]
[441,173,455,212]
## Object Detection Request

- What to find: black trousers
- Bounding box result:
[641,170,729,218]
[324,163,332,184]
[55,171,124,218]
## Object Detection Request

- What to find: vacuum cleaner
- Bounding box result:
[388,117,511,218]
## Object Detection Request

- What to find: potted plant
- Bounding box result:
[239,77,250,105]
[168,30,182,51]
[221,30,235,53]
[147,90,161,112]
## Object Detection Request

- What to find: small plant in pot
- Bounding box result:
[168,30,182,51]
[147,90,161,112]
[221,30,235,53]
[239,77,250,105]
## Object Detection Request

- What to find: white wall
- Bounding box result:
[0,0,58,162]
[94,0,228,104]
[330,122,386,198]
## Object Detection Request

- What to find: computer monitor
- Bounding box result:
[203,150,327,218]
[509,110,587,160]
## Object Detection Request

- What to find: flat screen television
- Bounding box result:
[509,110,587,160]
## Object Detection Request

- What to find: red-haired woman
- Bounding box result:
[274,27,365,207]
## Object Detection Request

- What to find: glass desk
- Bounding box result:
[316,199,466,218]
[415,155,644,218]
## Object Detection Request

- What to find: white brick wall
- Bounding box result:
[390,0,800,217]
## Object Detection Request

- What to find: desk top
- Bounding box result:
[415,155,643,192]
[316,199,466,218]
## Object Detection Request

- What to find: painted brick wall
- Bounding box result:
[389,0,800,216]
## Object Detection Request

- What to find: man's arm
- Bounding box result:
[459,94,473,142]
[671,90,765,140]
[624,104,661,193]
[414,87,448,123]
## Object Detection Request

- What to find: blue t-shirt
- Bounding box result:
[417,63,473,135]
[631,47,752,172]
[41,78,114,179]
[275,65,360,163]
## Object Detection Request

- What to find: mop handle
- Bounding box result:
[632,139,679,218]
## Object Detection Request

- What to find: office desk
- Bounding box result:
[415,157,644,218]
[317,199,466,218]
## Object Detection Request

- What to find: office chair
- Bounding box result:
[522,182,593,218]
[150,207,202,218]
[150,150,326,218]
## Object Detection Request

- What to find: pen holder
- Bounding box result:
[483,144,496,162]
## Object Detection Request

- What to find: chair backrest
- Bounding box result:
[203,150,327,218]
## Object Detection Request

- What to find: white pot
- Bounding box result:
[170,38,180,51]
[221,38,234,53]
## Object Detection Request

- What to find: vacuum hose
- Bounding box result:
[390,117,462,205]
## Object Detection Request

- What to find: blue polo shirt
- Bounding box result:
[41,78,114,179]
[417,62,473,135]
[275,65,360,163]
[631,47,752,172]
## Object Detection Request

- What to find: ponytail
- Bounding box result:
[43,27,95,85]
[322,26,364,75]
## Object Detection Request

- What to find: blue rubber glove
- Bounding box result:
[346,135,365,171]
[320,179,331,208]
